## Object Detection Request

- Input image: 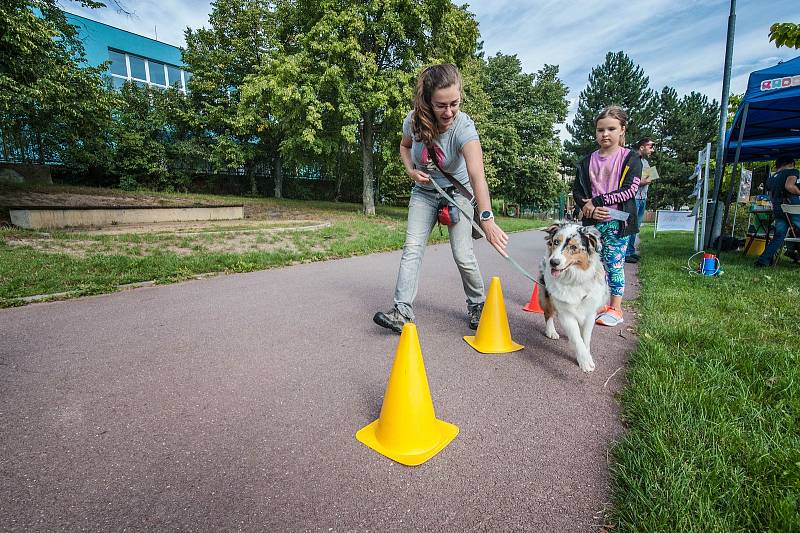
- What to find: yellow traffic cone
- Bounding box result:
[356,323,459,466]
[464,276,524,354]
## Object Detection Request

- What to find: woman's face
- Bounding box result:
[431,84,461,130]
[595,117,625,150]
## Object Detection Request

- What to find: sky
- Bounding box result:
[66,0,798,138]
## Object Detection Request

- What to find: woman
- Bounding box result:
[373,63,508,333]
[572,105,642,327]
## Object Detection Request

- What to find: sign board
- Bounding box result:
[654,209,696,236]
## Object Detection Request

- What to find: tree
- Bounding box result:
[564,51,656,165]
[182,0,278,196]
[648,87,718,209]
[104,84,200,191]
[769,22,800,49]
[0,0,114,164]
[253,0,480,215]
[481,54,568,206]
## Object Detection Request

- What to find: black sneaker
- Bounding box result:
[624,255,639,264]
[753,261,768,268]
[467,303,484,330]
[373,308,411,333]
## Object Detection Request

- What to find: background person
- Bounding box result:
[624,138,655,263]
[373,64,508,333]
[572,105,642,327]
[754,156,800,267]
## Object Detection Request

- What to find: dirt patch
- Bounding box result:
[243,202,329,221]
[0,186,374,256]
[0,186,342,233]
[1,191,215,208]
[5,232,307,258]
[67,219,331,235]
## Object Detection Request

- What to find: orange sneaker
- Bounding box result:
[596,307,624,327]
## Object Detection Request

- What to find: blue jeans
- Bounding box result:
[756,197,800,265]
[393,185,485,321]
[625,198,646,257]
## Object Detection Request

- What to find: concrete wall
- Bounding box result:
[10,206,244,230]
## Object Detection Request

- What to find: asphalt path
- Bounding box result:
[0,228,640,531]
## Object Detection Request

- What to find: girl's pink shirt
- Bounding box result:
[589,147,630,209]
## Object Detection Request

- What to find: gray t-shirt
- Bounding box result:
[636,158,650,200]
[402,110,480,191]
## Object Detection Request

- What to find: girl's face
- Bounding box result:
[595,117,625,150]
[431,84,461,130]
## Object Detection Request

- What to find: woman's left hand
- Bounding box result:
[481,219,509,257]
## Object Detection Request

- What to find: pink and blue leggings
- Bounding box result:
[596,221,628,297]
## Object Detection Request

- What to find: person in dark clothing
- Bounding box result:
[755,156,800,267]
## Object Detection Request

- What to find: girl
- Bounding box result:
[572,105,642,327]
[373,64,508,333]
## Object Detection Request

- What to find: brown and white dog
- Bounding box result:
[538,222,608,373]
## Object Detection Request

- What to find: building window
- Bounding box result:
[107,49,189,93]
[108,50,127,77]
[148,60,166,86]
[166,64,183,89]
[128,54,147,81]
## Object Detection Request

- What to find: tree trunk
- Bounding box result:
[361,110,375,216]
[274,155,283,199]
[1,127,10,161]
[36,132,44,164]
[248,165,258,195]
[334,139,345,202]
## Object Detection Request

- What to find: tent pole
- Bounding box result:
[701,143,712,249]
[716,103,749,254]
[707,0,737,248]
[731,176,741,236]
[694,150,703,252]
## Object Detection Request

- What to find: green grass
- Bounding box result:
[0,192,544,306]
[610,229,800,531]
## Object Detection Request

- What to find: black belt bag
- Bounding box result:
[437,197,460,226]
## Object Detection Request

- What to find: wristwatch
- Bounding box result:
[479,210,494,222]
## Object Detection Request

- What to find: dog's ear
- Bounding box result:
[543,223,562,243]
[578,225,602,253]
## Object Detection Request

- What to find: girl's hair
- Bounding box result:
[595,105,628,147]
[411,64,462,145]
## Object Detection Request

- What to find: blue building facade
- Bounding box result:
[64,11,191,92]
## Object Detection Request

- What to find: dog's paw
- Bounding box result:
[545,328,560,340]
[578,355,595,373]
[544,319,559,339]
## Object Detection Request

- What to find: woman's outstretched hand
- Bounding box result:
[482,219,509,257]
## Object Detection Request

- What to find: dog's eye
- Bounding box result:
[553,239,560,245]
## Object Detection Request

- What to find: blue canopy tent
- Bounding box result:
[708,55,800,250]
[724,55,800,163]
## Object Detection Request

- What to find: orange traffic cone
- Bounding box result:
[464,277,524,354]
[522,282,544,313]
[356,323,459,466]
